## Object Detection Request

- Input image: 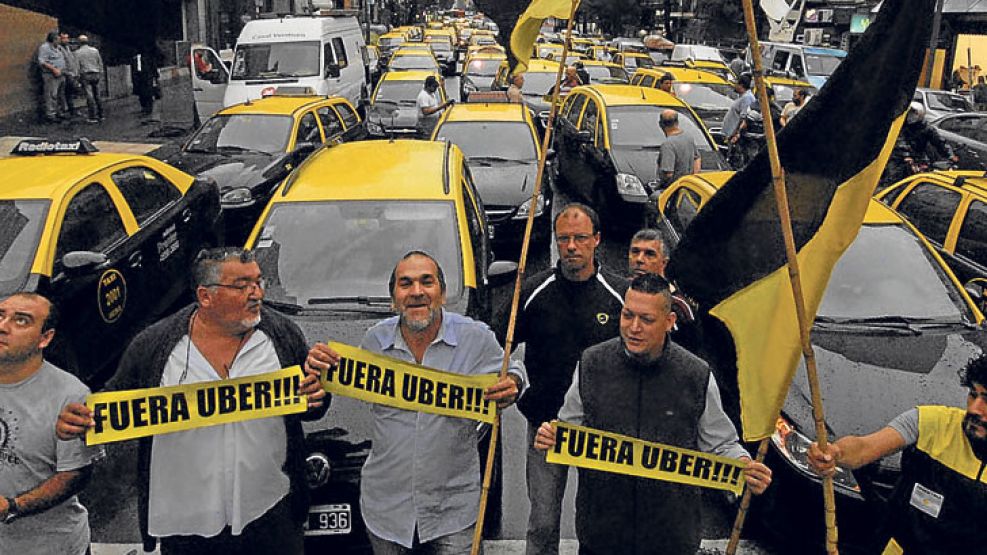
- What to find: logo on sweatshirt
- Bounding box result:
[596,313,609,325]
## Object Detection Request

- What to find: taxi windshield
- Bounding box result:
[185,114,293,155]
[673,82,738,111]
[607,106,712,151]
[231,41,321,80]
[373,81,423,105]
[522,72,559,95]
[927,92,973,112]
[464,59,501,77]
[436,122,538,161]
[816,224,973,322]
[253,200,464,306]
[389,55,440,71]
[379,37,405,48]
[0,200,49,297]
[584,65,629,84]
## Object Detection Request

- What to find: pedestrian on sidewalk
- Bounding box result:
[75,35,104,123]
[36,31,66,123]
[132,47,161,121]
[58,32,83,120]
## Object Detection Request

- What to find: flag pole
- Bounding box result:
[727,0,840,553]
[470,2,580,553]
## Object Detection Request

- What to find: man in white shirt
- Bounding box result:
[416,76,454,139]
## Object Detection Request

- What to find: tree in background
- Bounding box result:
[474,0,528,69]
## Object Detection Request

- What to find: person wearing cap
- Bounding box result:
[416,75,454,139]
[74,34,104,123]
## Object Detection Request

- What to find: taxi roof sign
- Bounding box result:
[11,138,99,156]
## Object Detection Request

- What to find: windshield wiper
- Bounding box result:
[216,145,269,156]
[263,299,305,314]
[814,315,974,334]
[307,296,392,306]
[183,146,216,154]
[469,155,524,164]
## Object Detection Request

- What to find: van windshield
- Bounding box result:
[232,41,321,80]
[805,54,843,77]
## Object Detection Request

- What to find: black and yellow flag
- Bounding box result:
[509,0,578,74]
[666,0,935,441]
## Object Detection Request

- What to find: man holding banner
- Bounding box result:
[307,251,526,554]
[0,292,100,555]
[534,274,771,554]
[57,248,327,555]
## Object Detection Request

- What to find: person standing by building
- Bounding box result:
[74,35,104,123]
[497,203,627,555]
[56,248,327,554]
[306,251,526,553]
[58,32,82,120]
[131,47,160,121]
[416,75,454,139]
[0,292,100,555]
[36,31,66,123]
[534,274,772,554]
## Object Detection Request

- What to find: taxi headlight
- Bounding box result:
[305,452,332,489]
[772,416,862,496]
[221,187,254,207]
[615,173,648,202]
[513,194,545,220]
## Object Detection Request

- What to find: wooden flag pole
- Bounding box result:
[727,0,840,553]
[470,2,580,553]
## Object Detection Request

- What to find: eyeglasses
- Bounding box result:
[205,278,267,293]
[556,234,594,245]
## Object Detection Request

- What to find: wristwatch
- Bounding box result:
[3,497,19,524]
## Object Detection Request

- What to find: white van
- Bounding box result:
[751,42,847,89]
[191,15,368,119]
[670,44,726,64]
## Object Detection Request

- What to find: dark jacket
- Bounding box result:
[104,304,328,551]
[577,337,710,554]
[497,262,627,424]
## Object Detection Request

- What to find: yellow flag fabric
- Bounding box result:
[85,367,307,445]
[321,342,499,423]
[546,421,748,495]
[509,0,577,74]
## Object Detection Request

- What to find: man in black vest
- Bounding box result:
[534,273,772,554]
[496,203,627,555]
[808,355,987,554]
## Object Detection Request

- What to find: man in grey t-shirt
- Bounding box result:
[656,109,700,188]
[0,292,99,555]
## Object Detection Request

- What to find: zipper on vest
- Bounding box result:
[978,460,986,483]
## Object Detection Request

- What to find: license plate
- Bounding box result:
[303,503,352,536]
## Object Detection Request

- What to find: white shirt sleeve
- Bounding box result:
[698,372,751,460]
[557,363,584,425]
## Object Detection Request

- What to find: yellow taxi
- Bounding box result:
[762,75,817,106]
[683,59,735,82]
[432,102,550,247]
[466,44,506,58]
[568,37,595,54]
[654,171,983,547]
[578,60,630,84]
[461,51,507,99]
[166,91,364,242]
[534,43,564,61]
[588,45,617,61]
[424,29,457,73]
[612,51,656,72]
[632,66,739,134]
[365,70,445,137]
[376,30,408,66]
[0,139,223,384]
[387,47,441,73]
[246,140,517,325]
[876,171,987,287]
[553,85,727,220]
[493,59,562,129]
[393,25,423,42]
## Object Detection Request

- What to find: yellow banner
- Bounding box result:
[323,342,498,424]
[86,367,307,446]
[546,421,748,495]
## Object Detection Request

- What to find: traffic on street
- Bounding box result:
[1,0,986,554]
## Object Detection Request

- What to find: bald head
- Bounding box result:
[659,109,678,130]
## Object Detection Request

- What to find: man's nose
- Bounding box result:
[971,395,987,416]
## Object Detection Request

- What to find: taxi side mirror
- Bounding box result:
[488,260,518,288]
[326,63,341,79]
[62,251,109,273]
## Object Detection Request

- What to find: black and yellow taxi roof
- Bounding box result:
[636,66,730,85]
[219,93,354,118]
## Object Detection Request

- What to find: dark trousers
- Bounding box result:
[159,496,303,555]
[81,72,103,119]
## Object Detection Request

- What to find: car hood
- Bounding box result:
[611,147,657,182]
[781,326,986,443]
[168,151,274,192]
[468,161,538,207]
[523,95,551,114]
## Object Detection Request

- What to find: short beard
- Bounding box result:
[239,313,261,331]
[0,345,41,365]
[963,413,987,457]
[401,307,440,332]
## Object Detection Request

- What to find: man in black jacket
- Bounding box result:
[57,248,327,554]
[496,203,627,555]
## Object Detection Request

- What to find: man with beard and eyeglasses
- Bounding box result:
[495,203,626,555]
[56,248,327,555]
[306,251,526,554]
[0,293,100,555]
[808,354,987,554]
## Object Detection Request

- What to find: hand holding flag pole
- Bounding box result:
[471,1,580,553]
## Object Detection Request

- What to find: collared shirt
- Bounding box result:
[37,42,66,72]
[148,330,289,538]
[721,90,755,137]
[359,310,526,548]
[60,44,80,75]
[559,352,750,461]
[75,45,103,74]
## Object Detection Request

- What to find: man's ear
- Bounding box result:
[39,329,55,351]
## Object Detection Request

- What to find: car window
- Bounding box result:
[462,180,486,275]
[771,51,789,72]
[955,200,987,269]
[295,112,321,145]
[894,182,961,245]
[937,116,980,138]
[790,55,805,78]
[664,187,701,235]
[641,75,656,88]
[630,74,642,85]
[595,110,605,146]
[111,166,182,225]
[332,37,349,68]
[56,183,127,261]
[580,100,599,141]
[565,93,588,126]
[317,106,344,137]
[334,102,360,129]
[0,200,50,297]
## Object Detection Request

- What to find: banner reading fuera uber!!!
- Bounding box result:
[321,342,499,424]
[85,367,307,446]
[547,421,749,495]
